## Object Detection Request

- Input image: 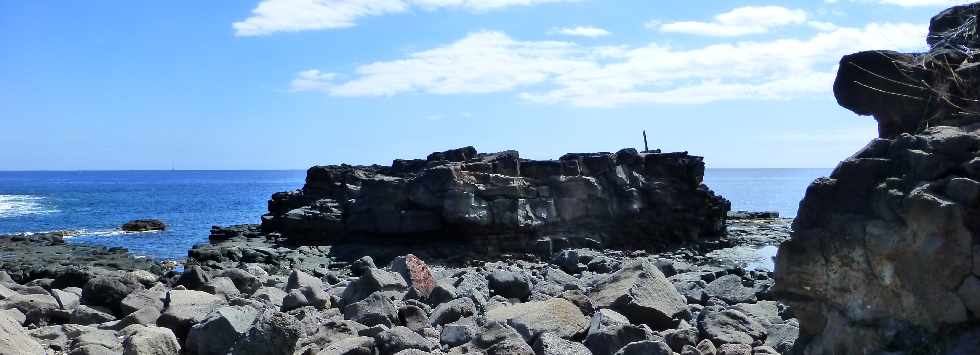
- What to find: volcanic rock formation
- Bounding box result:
[775,3,980,354]
[260,147,730,253]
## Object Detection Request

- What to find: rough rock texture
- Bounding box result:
[260,147,729,254]
[588,261,688,329]
[486,297,589,341]
[121,326,181,355]
[0,311,45,355]
[776,3,980,353]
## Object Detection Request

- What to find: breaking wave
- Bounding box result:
[0,195,59,218]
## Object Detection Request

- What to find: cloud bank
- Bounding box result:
[291,22,928,107]
[234,0,577,36]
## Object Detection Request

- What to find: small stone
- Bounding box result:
[697,339,717,355]
[613,340,672,355]
[717,343,752,355]
[532,332,592,355]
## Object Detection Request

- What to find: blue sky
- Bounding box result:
[0,0,962,170]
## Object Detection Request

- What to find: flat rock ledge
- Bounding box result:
[259,146,730,254]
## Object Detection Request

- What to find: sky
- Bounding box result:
[0,0,966,170]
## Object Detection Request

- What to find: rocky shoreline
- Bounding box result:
[0,215,794,355]
[8,3,980,354]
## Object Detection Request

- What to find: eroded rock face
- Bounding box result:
[260,147,729,253]
[776,3,980,353]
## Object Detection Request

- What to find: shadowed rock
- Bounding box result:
[777,3,980,353]
[260,147,729,256]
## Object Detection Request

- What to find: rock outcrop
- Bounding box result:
[259,147,729,254]
[776,3,980,353]
[122,219,167,232]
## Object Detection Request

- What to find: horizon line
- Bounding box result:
[0,167,837,172]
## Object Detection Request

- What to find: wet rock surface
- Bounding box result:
[776,3,980,353]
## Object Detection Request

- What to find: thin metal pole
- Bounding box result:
[643,130,649,152]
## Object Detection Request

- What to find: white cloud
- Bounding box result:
[291,23,928,107]
[878,0,961,5]
[828,0,962,6]
[657,6,808,37]
[551,26,611,38]
[234,0,576,36]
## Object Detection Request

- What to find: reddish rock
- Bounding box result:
[392,254,435,299]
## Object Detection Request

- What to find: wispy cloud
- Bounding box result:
[234,0,578,36]
[291,22,927,107]
[655,6,808,37]
[550,26,611,38]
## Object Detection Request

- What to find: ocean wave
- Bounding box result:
[0,195,60,218]
[10,228,161,239]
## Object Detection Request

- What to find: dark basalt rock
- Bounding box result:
[834,3,980,139]
[0,233,162,285]
[260,147,730,255]
[121,219,167,232]
[777,3,980,353]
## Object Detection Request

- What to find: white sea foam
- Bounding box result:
[0,195,59,218]
[10,228,159,239]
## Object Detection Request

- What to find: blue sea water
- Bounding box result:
[0,169,829,261]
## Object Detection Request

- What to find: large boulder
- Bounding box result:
[120,283,166,315]
[341,269,407,305]
[488,269,531,300]
[776,4,980,353]
[391,255,436,300]
[343,292,398,327]
[81,275,144,315]
[0,312,45,354]
[588,261,688,329]
[375,326,438,355]
[486,297,589,341]
[697,307,765,346]
[229,310,304,355]
[429,297,476,326]
[703,275,756,305]
[157,290,225,342]
[260,147,729,252]
[186,306,258,355]
[122,326,181,355]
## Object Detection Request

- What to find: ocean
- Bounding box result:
[0,169,828,261]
